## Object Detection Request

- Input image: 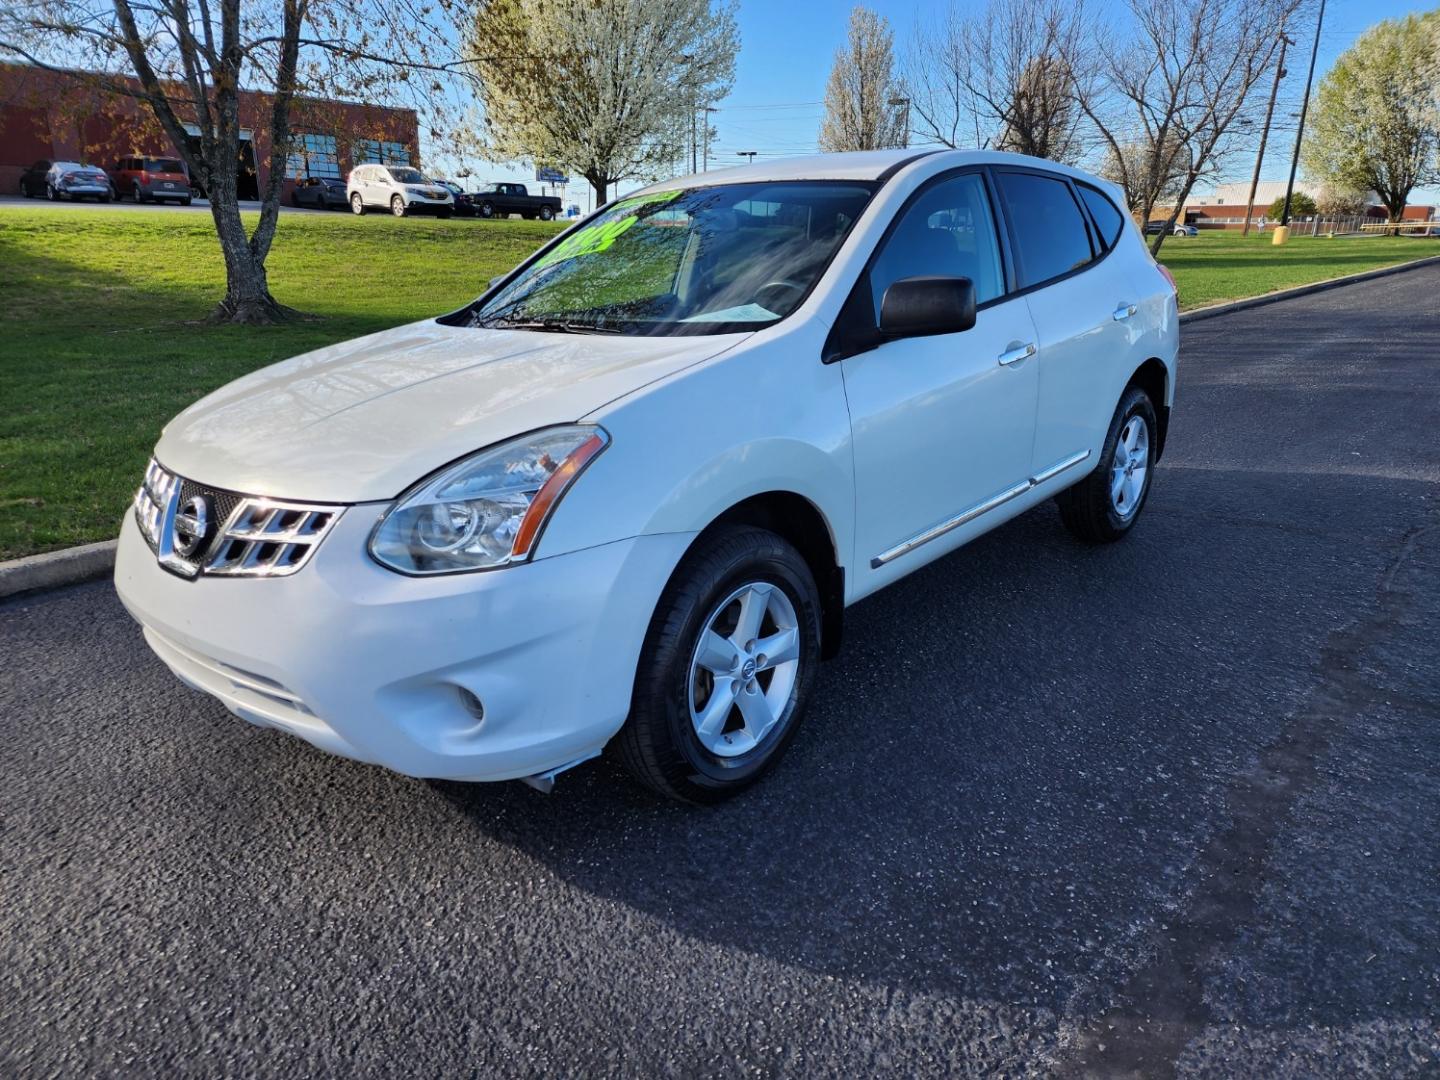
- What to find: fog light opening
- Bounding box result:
[457,687,486,722]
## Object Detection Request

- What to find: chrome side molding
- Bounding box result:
[870,449,1091,568]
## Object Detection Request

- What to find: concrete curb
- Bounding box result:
[1178,252,1440,323]
[0,540,117,601]
[3,251,1439,600]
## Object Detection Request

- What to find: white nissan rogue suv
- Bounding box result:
[116,149,1179,802]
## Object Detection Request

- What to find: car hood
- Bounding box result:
[155,319,745,502]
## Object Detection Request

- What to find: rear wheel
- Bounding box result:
[539,205,555,221]
[1057,384,1157,543]
[617,526,822,803]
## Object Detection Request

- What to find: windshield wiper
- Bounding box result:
[478,316,621,335]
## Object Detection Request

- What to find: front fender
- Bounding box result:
[537,325,855,578]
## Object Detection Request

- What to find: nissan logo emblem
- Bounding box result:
[172,494,210,557]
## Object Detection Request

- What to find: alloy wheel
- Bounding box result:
[687,581,802,758]
[1110,415,1150,520]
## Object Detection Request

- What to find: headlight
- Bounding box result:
[368,425,609,575]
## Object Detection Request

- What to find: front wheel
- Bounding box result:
[1057,385,1158,543]
[479,201,495,219]
[390,195,407,217]
[617,526,822,803]
[350,193,365,215]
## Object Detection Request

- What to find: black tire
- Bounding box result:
[539,205,554,221]
[180,197,192,206]
[46,184,58,201]
[1057,384,1158,543]
[351,193,365,215]
[617,526,823,803]
[479,201,495,219]
[390,195,407,217]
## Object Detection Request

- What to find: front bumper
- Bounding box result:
[115,508,693,781]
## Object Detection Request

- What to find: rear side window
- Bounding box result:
[1078,184,1126,249]
[994,171,1095,289]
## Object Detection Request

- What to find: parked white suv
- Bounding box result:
[117,150,1178,802]
[347,164,454,218]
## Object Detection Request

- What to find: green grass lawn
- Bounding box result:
[1154,230,1435,309]
[1,209,1434,559]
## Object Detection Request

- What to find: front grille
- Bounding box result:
[133,459,344,580]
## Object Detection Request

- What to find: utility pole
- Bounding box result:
[1280,0,1325,228]
[702,106,719,170]
[1242,33,1291,238]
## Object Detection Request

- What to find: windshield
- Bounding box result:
[388,167,425,184]
[454,181,876,336]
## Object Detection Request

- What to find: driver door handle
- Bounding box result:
[998,342,1036,367]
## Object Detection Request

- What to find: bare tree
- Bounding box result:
[467,0,737,205]
[818,6,906,153]
[1,0,466,323]
[1070,0,1302,253]
[904,0,1083,161]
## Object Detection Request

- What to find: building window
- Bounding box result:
[354,139,411,166]
[287,133,340,179]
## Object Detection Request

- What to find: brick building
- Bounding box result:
[0,63,419,200]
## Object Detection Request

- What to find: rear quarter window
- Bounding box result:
[1078,184,1126,249]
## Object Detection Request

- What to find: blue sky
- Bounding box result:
[471,0,1439,206]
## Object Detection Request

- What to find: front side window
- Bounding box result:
[994,171,1095,289]
[455,181,876,336]
[868,171,1005,321]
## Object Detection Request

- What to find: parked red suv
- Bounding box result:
[112,156,192,205]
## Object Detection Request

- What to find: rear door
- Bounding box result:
[992,168,1139,475]
[841,169,1040,590]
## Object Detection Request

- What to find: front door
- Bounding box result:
[842,170,1040,592]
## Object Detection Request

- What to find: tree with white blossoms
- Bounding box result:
[467,0,738,206]
[903,0,1083,161]
[0,0,468,323]
[1303,12,1440,223]
[818,6,907,153]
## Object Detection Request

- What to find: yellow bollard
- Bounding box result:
[1272,224,1290,246]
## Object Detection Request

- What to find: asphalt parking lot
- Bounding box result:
[3,266,1439,1077]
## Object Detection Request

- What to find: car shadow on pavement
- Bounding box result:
[421,461,1440,1031]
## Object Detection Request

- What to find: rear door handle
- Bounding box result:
[1113,303,1137,321]
[998,343,1036,367]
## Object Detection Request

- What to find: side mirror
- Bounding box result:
[879,276,977,339]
